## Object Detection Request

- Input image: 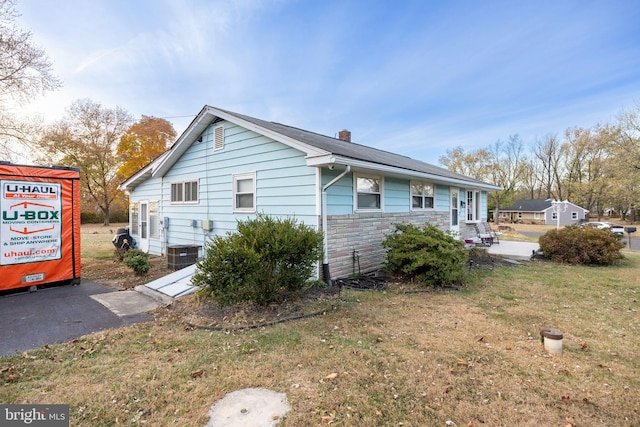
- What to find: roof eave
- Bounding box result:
[152,106,330,179]
[308,155,501,191]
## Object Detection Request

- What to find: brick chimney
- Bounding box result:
[338,129,351,142]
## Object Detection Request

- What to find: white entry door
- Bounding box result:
[450,188,459,236]
[139,201,149,252]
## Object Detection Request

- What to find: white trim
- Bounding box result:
[233,172,256,213]
[309,156,500,191]
[170,180,199,204]
[354,173,383,212]
[465,189,480,222]
[410,180,435,210]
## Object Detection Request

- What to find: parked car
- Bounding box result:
[583,221,625,235]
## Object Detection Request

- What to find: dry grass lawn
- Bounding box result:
[1,224,638,426]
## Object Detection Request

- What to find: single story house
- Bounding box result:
[119,106,500,280]
[496,199,588,226]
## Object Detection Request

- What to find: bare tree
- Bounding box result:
[532,134,563,199]
[518,155,541,200]
[486,135,525,224]
[438,146,492,182]
[563,126,611,218]
[0,0,60,160]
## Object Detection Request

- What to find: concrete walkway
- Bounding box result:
[486,239,540,260]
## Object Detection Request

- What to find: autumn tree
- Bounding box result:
[35,99,133,225]
[0,0,60,160]
[117,115,176,179]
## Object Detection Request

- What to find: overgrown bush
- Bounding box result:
[123,249,151,276]
[382,223,467,287]
[538,225,624,265]
[192,214,324,306]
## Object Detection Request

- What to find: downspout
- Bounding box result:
[321,165,350,286]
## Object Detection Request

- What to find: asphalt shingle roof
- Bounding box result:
[217,107,493,187]
[503,199,553,211]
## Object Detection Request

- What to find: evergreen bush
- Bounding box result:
[123,249,151,276]
[192,214,324,306]
[538,225,624,265]
[382,223,467,287]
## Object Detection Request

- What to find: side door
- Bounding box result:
[450,188,459,236]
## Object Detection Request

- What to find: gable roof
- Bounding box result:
[503,199,554,212]
[120,105,500,192]
[502,199,589,213]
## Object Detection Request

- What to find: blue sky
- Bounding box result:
[16,0,640,164]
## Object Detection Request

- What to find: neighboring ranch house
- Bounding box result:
[119,106,500,280]
[496,199,588,226]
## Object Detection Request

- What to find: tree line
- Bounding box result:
[439,107,640,223]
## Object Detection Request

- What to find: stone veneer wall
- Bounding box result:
[324,211,449,279]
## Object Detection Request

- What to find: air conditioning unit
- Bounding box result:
[167,245,201,270]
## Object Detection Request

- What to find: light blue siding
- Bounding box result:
[324,172,454,215]
[133,120,319,255]
[434,185,450,210]
[127,119,493,260]
[323,169,353,215]
[384,177,407,213]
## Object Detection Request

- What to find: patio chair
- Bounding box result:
[473,223,493,246]
[482,222,500,244]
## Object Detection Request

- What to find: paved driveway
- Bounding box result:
[0,280,160,357]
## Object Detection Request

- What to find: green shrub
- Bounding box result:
[123,249,151,276]
[382,223,467,287]
[192,214,324,306]
[538,225,624,265]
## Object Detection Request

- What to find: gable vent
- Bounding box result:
[214,125,224,151]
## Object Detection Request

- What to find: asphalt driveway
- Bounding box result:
[0,280,160,357]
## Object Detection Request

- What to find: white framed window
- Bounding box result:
[171,181,198,204]
[465,190,480,222]
[355,174,382,210]
[571,211,578,220]
[518,212,523,219]
[130,203,139,235]
[552,212,558,220]
[411,181,434,209]
[534,212,540,220]
[233,172,256,212]
[149,201,158,238]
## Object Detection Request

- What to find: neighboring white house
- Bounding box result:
[119,106,500,280]
[496,199,589,226]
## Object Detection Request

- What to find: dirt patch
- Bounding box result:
[82,254,173,291]
[159,285,342,331]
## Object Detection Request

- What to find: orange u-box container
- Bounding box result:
[0,163,81,291]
